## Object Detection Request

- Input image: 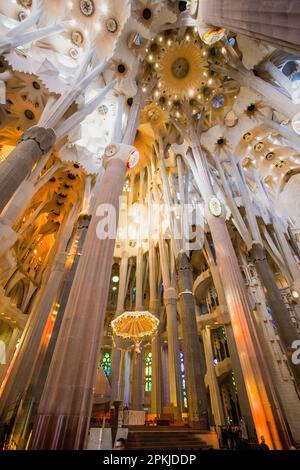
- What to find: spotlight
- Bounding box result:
[292,290,299,300]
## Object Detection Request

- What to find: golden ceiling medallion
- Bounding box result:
[71,30,84,47]
[106,18,118,33]
[157,41,207,100]
[208,196,223,217]
[80,0,95,17]
[171,57,190,79]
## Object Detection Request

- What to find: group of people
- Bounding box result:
[218,425,244,450]
[218,425,272,450]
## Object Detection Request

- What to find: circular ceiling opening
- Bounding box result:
[171,57,190,79]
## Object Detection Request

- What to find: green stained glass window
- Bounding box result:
[100,351,111,377]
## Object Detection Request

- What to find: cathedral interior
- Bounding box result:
[0,0,300,451]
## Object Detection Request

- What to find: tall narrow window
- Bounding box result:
[145,351,152,392]
[180,351,188,409]
[100,351,111,377]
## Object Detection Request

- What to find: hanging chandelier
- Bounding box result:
[111,310,159,352]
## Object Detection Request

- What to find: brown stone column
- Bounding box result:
[30,143,137,450]
[176,253,209,429]
[0,126,55,213]
[251,243,300,389]
[198,0,300,54]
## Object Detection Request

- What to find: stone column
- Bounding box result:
[116,350,126,402]
[30,142,137,450]
[202,327,225,427]
[150,333,163,416]
[0,328,20,386]
[10,215,91,450]
[251,243,300,389]
[230,155,300,390]
[207,253,256,437]
[158,234,183,414]
[176,253,209,429]
[131,348,144,411]
[190,135,284,448]
[122,351,131,406]
[135,247,144,311]
[0,126,55,213]
[149,241,163,416]
[164,289,183,413]
[127,240,146,411]
[198,0,300,54]
[0,206,80,418]
[110,254,129,402]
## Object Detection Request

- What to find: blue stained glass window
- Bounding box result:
[180,351,188,409]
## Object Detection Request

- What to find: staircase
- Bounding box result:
[126,427,214,450]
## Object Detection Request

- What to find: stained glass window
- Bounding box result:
[180,351,188,409]
[145,351,152,392]
[100,352,111,377]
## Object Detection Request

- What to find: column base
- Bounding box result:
[30,413,90,450]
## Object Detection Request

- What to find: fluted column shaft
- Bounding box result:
[131,348,144,411]
[0,328,21,387]
[230,155,300,389]
[110,255,129,402]
[202,327,225,427]
[164,291,183,412]
[149,241,163,416]
[198,0,300,54]
[12,215,90,450]
[191,138,284,448]
[0,126,55,213]
[208,260,256,436]
[135,247,144,311]
[0,207,79,418]
[158,236,182,412]
[30,150,132,449]
[29,80,142,449]
[177,253,209,429]
[251,243,300,389]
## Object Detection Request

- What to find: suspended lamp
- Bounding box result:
[111,311,159,353]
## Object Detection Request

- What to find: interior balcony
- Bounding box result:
[193,268,212,303]
[205,356,233,387]
[0,285,27,331]
[196,304,227,328]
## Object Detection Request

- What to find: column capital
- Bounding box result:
[102,143,137,169]
[21,126,56,153]
[251,242,266,262]
[176,251,192,273]
[164,287,177,305]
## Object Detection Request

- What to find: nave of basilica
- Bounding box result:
[0,0,300,451]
